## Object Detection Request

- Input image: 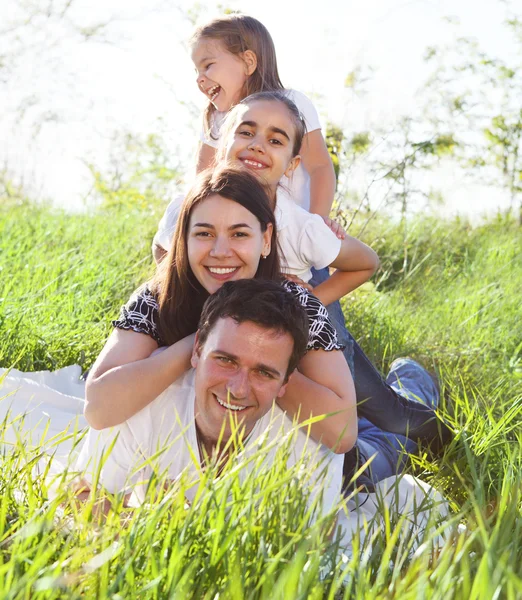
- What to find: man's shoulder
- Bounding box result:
[127,369,196,438]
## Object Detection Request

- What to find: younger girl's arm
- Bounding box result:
[277,348,357,454]
[196,142,217,173]
[84,329,194,430]
[312,237,380,307]
[300,130,336,218]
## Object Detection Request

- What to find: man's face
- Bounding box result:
[191,317,294,445]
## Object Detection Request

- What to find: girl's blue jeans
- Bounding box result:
[309,267,450,492]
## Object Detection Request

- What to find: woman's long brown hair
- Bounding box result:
[151,164,280,346]
[190,14,284,142]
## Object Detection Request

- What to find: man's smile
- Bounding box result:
[213,393,247,412]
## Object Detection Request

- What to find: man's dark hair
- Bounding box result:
[197,279,309,380]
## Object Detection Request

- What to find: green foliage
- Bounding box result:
[325,123,344,184]
[0,198,161,371]
[86,131,182,212]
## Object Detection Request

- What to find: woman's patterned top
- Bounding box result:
[112,280,343,352]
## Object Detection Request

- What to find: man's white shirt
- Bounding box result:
[76,369,343,517]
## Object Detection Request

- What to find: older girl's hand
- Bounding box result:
[284,274,315,293]
[323,217,346,240]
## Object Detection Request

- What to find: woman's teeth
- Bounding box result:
[208,267,237,274]
[215,396,246,411]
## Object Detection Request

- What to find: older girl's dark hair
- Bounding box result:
[191,14,284,141]
[151,164,280,345]
[217,90,307,161]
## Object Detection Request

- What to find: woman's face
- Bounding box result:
[223,100,301,194]
[187,194,272,295]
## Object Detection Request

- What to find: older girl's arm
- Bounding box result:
[84,329,194,430]
[277,348,357,454]
[312,236,380,307]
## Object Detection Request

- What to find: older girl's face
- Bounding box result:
[223,100,301,194]
[187,194,272,295]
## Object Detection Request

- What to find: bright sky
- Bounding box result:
[0,0,516,217]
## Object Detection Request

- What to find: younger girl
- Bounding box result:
[190,14,335,218]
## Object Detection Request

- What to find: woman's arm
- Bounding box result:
[277,348,357,454]
[84,329,194,430]
[312,237,380,307]
[196,142,217,174]
[300,130,336,218]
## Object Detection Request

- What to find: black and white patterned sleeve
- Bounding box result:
[112,286,163,345]
[282,280,344,352]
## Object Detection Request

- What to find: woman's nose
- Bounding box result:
[210,235,233,257]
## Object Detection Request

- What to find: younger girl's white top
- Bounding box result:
[200,89,322,212]
[153,190,341,283]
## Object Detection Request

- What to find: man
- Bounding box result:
[75,279,344,516]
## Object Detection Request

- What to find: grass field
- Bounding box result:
[1,197,521,598]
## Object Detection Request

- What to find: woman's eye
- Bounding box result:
[195,231,212,237]
[233,231,248,238]
[269,138,283,145]
[238,130,253,137]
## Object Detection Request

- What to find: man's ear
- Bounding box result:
[241,50,257,76]
[284,155,301,179]
[276,370,295,398]
[191,330,201,369]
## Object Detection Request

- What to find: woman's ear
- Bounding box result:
[262,223,273,257]
[242,50,258,76]
[284,155,301,178]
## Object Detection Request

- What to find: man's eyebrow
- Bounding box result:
[192,223,253,230]
[213,350,282,378]
[237,120,290,142]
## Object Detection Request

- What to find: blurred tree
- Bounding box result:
[423,9,522,223]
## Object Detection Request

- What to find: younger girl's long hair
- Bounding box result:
[151,164,280,345]
[191,14,284,141]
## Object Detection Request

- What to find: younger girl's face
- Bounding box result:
[187,193,272,295]
[223,100,300,193]
[192,38,254,113]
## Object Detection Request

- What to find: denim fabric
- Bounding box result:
[308,267,451,492]
[347,358,441,491]
[309,267,354,374]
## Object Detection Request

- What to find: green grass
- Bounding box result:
[1,198,522,598]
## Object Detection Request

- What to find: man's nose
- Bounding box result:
[209,235,233,257]
[226,369,249,400]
